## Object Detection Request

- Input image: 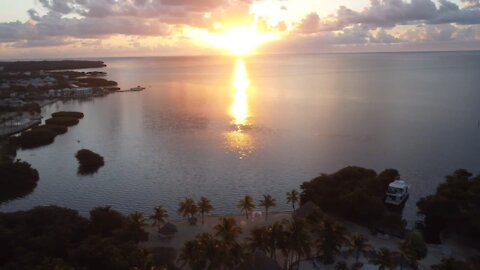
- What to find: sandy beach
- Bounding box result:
[142,211,479,269]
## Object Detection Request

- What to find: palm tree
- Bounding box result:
[369,248,398,270]
[197,197,214,225]
[282,216,312,269]
[214,217,242,243]
[150,206,168,230]
[286,189,300,211]
[178,198,198,223]
[259,194,277,221]
[178,239,205,269]
[238,195,255,219]
[348,233,372,263]
[128,211,147,227]
[314,218,348,264]
[247,226,270,254]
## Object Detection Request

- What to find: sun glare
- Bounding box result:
[202,25,280,55]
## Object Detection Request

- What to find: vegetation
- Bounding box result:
[259,194,277,221]
[0,206,149,270]
[75,149,105,175]
[417,169,480,245]
[286,189,300,211]
[78,77,118,87]
[51,111,84,119]
[238,195,256,219]
[398,231,427,269]
[32,124,68,135]
[45,116,79,126]
[150,206,168,230]
[301,166,405,234]
[0,159,39,202]
[15,111,84,149]
[0,60,106,71]
[197,197,214,225]
[178,198,198,224]
[348,234,372,264]
[16,128,56,149]
[313,218,349,264]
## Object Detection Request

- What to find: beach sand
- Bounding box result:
[142,211,479,269]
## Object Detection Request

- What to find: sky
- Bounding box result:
[0,0,479,59]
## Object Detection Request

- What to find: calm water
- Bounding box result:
[2,52,480,223]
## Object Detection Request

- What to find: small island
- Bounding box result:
[76,149,105,175]
[16,111,84,149]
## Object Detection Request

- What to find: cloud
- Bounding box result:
[296,0,480,33]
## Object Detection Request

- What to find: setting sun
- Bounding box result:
[202,25,280,55]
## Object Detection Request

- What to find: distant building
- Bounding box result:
[73,87,93,97]
[0,66,4,72]
[0,98,25,108]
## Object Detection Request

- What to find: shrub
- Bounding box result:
[0,159,39,202]
[300,166,405,231]
[45,117,79,127]
[75,149,105,175]
[51,111,84,119]
[17,129,56,149]
[32,124,68,135]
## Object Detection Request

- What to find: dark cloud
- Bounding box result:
[296,0,480,33]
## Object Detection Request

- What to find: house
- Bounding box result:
[73,87,93,97]
[0,98,26,108]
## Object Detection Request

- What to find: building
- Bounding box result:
[73,87,93,97]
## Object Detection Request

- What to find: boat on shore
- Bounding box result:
[385,180,410,205]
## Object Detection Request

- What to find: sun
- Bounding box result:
[202,25,280,56]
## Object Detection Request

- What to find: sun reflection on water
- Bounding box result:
[230,59,250,127]
[225,59,255,159]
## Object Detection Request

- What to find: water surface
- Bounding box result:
[2,52,480,223]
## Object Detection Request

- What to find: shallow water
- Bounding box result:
[2,52,480,223]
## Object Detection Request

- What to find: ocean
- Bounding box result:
[2,52,480,224]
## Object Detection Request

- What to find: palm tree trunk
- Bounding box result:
[245,210,248,220]
[201,212,205,224]
[265,208,268,221]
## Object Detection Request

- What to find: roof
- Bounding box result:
[158,222,178,235]
[389,180,408,189]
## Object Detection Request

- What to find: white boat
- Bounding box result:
[130,86,145,91]
[385,180,410,205]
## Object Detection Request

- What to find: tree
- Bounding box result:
[286,189,300,211]
[178,239,205,270]
[89,206,125,236]
[178,198,198,224]
[238,195,255,220]
[348,234,372,263]
[259,194,277,221]
[282,216,312,269]
[150,206,168,230]
[128,211,147,227]
[398,231,427,269]
[214,217,242,243]
[314,218,349,264]
[197,197,214,225]
[369,248,398,270]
